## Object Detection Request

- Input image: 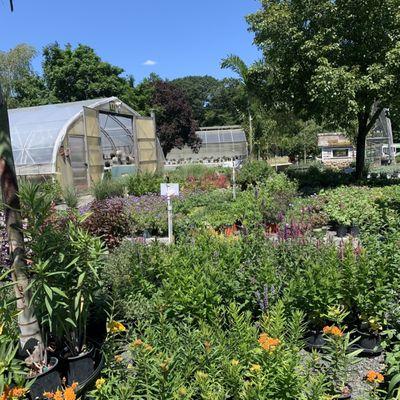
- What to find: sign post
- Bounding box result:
[232,158,236,200]
[160,183,179,244]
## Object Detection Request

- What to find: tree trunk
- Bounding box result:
[0,86,43,361]
[355,107,383,180]
[355,115,368,180]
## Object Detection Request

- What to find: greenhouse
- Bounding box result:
[8,97,164,191]
[165,125,248,166]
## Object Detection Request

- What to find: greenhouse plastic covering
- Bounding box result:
[166,127,248,163]
[7,98,112,174]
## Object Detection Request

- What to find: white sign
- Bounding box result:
[160,183,179,197]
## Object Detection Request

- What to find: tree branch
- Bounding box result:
[366,106,383,133]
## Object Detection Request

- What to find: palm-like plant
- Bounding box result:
[221,54,255,157]
[0,0,44,364]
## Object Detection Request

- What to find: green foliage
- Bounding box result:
[237,160,274,189]
[92,179,125,201]
[0,43,36,107]
[62,186,78,209]
[247,0,400,176]
[90,303,315,400]
[124,172,163,196]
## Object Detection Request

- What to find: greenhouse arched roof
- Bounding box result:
[8,97,139,174]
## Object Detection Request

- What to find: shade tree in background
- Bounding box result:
[247,0,400,178]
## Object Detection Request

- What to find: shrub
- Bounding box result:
[92,179,125,200]
[82,198,131,248]
[237,160,274,189]
[125,172,163,196]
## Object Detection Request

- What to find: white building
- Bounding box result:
[317,133,356,166]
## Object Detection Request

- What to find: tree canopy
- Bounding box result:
[247,0,400,177]
[0,44,36,107]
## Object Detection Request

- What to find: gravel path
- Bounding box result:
[300,350,385,399]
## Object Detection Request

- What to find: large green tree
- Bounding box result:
[248,0,400,178]
[42,43,132,102]
[0,44,36,107]
[172,76,220,125]
[14,43,135,106]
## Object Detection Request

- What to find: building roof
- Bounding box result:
[317,133,353,148]
[196,126,247,144]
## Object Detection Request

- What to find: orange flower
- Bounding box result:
[132,338,143,347]
[53,390,63,400]
[258,333,281,352]
[63,386,76,400]
[323,325,343,337]
[43,392,55,399]
[1,387,27,400]
[366,370,384,384]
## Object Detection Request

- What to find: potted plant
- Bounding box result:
[28,215,106,387]
[355,316,383,355]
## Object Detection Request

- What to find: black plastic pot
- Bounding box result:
[305,331,326,351]
[349,225,360,237]
[336,224,348,238]
[63,345,95,386]
[28,357,61,400]
[354,330,383,355]
[75,347,105,396]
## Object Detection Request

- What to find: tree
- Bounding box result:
[203,78,245,127]
[150,80,200,156]
[41,43,132,102]
[172,76,220,125]
[247,0,400,178]
[221,55,256,157]
[0,44,36,107]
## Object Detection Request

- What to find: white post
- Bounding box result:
[232,158,236,200]
[167,189,173,244]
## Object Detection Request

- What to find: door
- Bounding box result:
[69,135,88,190]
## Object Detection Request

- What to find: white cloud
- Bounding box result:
[142,59,157,66]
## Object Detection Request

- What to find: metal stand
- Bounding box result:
[167,193,173,244]
[232,158,236,200]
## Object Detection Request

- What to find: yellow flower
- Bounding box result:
[177,387,188,397]
[127,363,134,369]
[114,355,123,363]
[250,363,261,373]
[231,359,240,366]
[0,324,3,335]
[107,320,126,333]
[95,378,106,390]
[195,371,208,381]
[144,344,153,352]
[131,338,143,348]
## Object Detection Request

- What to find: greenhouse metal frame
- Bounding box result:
[8,97,164,191]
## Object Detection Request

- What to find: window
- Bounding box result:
[332,148,349,158]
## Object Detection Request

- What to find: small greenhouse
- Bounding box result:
[166,126,248,165]
[8,97,164,191]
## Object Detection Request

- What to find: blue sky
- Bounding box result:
[0,0,261,83]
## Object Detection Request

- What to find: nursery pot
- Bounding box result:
[349,225,360,237]
[75,347,105,396]
[305,330,326,351]
[28,357,61,400]
[336,224,348,238]
[63,345,95,386]
[355,330,382,354]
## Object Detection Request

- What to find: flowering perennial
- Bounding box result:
[258,333,281,351]
[366,370,384,384]
[322,325,343,337]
